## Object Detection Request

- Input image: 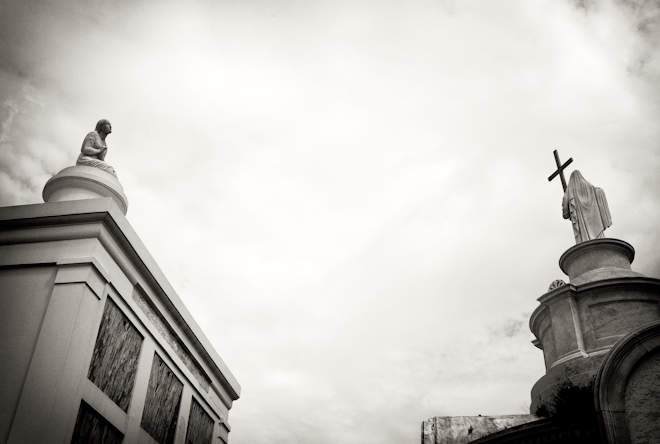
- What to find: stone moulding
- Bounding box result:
[54,256,111,299]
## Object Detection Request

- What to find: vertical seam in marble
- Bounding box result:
[569,295,588,357]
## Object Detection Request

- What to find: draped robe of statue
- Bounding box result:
[562,170,612,244]
[76,131,117,177]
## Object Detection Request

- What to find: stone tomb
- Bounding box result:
[423,163,660,443]
[422,239,660,444]
[0,166,240,444]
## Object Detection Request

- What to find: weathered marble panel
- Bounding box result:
[141,353,183,444]
[590,300,659,339]
[185,398,214,444]
[70,401,123,444]
[88,297,143,411]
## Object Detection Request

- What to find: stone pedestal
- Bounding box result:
[559,238,644,285]
[529,239,660,414]
[43,165,128,215]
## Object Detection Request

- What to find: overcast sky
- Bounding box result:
[1,0,660,443]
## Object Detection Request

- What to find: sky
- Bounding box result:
[1,0,660,443]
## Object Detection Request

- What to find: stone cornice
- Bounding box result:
[530,277,660,345]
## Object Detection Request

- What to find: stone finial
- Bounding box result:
[548,280,565,291]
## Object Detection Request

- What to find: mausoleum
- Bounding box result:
[0,123,240,444]
[422,156,660,444]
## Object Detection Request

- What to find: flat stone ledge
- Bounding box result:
[422,415,538,444]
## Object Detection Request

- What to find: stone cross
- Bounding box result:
[548,150,573,192]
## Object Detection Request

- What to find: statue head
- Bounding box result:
[95,119,112,135]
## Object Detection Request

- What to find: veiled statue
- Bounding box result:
[76,119,117,177]
[562,170,612,244]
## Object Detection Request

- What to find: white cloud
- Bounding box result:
[1,0,659,443]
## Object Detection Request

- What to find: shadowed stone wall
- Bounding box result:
[625,348,660,444]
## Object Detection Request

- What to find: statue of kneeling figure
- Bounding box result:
[76,119,117,177]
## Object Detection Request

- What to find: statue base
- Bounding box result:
[559,238,644,285]
[43,165,129,215]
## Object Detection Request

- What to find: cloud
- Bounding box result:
[1,1,660,444]
[568,0,660,84]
